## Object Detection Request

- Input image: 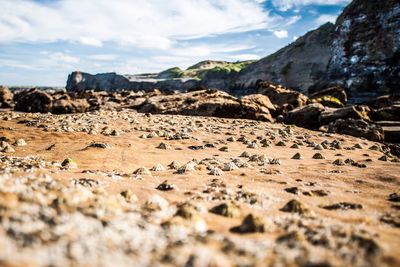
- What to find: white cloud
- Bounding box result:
[271,0,350,11]
[0,0,284,49]
[87,54,118,61]
[228,54,261,61]
[48,52,80,64]
[273,30,289,38]
[78,37,103,47]
[315,14,338,24]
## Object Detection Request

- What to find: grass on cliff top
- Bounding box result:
[157,60,255,80]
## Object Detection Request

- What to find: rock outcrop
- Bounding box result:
[328,119,385,142]
[134,90,275,122]
[0,86,13,108]
[14,89,53,113]
[66,71,200,93]
[312,0,400,101]
[285,103,325,129]
[254,81,309,110]
[14,89,90,114]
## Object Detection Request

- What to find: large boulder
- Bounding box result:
[240,94,276,112]
[328,118,384,142]
[310,86,347,108]
[52,98,90,114]
[14,89,53,113]
[309,86,347,104]
[319,105,371,125]
[255,81,308,110]
[285,103,325,129]
[136,89,274,122]
[0,86,13,108]
[368,94,400,109]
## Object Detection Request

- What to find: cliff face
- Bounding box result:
[66,71,200,92]
[317,0,400,101]
[234,23,335,93]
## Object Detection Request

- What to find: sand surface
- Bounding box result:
[0,109,399,266]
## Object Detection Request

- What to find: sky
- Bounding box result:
[0,0,351,86]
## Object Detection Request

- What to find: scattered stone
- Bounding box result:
[240,151,251,158]
[280,199,310,215]
[311,189,330,197]
[378,155,388,161]
[144,194,169,211]
[290,143,300,149]
[157,142,171,150]
[247,142,259,149]
[156,180,175,191]
[88,142,111,149]
[223,162,239,171]
[61,158,78,168]
[209,167,224,176]
[230,214,265,234]
[176,161,196,174]
[151,163,166,172]
[322,202,363,210]
[210,202,240,218]
[333,159,345,166]
[313,144,324,150]
[13,138,27,147]
[312,153,325,159]
[380,213,400,228]
[168,161,180,170]
[285,187,300,195]
[291,153,302,160]
[388,193,400,202]
[133,167,151,175]
[120,190,138,202]
[219,146,229,152]
[276,141,286,147]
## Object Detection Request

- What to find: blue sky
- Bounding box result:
[0,0,351,86]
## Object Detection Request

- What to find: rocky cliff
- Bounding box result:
[312,0,400,102]
[234,23,335,93]
[66,71,199,92]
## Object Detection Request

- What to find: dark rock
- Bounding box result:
[284,187,300,195]
[280,199,310,215]
[328,119,384,142]
[52,98,90,114]
[380,213,400,228]
[322,202,363,210]
[372,105,400,121]
[310,86,348,104]
[136,90,274,122]
[254,81,308,109]
[210,202,240,218]
[322,0,400,101]
[319,106,371,126]
[230,214,265,233]
[285,103,325,129]
[388,193,400,202]
[156,180,175,191]
[14,89,53,113]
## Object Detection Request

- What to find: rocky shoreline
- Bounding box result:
[2,84,399,144]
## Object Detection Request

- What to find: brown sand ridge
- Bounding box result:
[0,109,399,266]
